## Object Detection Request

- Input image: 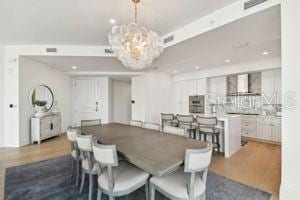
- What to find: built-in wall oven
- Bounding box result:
[189,95,205,114]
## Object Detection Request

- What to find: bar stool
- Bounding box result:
[196,116,221,153]
[177,115,197,139]
[161,113,178,129]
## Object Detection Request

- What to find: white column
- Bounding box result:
[280,1,300,199]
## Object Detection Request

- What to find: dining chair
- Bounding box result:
[130,120,143,127]
[196,116,221,153]
[92,142,150,200]
[150,144,213,200]
[177,114,197,139]
[81,119,101,134]
[161,113,177,128]
[143,122,160,131]
[76,135,100,200]
[67,127,81,186]
[163,125,186,137]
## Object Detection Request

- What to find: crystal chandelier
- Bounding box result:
[108,0,164,70]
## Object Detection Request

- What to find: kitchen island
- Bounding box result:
[195,114,242,158]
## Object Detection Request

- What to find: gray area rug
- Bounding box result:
[5,155,272,200]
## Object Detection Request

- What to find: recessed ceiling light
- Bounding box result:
[72,66,77,70]
[195,66,200,69]
[110,18,116,24]
[262,51,269,55]
[173,70,178,74]
[233,42,249,48]
[225,59,231,63]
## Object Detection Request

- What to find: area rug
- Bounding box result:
[5,155,272,200]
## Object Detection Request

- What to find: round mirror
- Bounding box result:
[30,85,54,113]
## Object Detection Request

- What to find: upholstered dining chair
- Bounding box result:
[177,114,197,139]
[196,116,221,153]
[163,125,186,137]
[150,144,213,200]
[92,142,150,200]
[143,122,160,131]
[130,120,143,127]
[67,127,81,186]
[76,135,99,200]
[81,119,101,134]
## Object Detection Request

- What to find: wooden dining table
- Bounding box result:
[82,123,208,177]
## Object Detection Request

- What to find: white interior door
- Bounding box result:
[74,79,99,126]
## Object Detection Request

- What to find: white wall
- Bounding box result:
[0,45,4,147]
[113,81,131,124]
[132,72,173,123]
[19,57,72,146]
[280,1,300,199]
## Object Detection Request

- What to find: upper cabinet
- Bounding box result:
[209,76,226,103]
[261,69,282,104]
[173,78,207,115]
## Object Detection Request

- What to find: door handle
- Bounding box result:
[96,107,98,112]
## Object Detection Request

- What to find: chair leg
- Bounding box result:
[216,134,221,153]
[71,160,75,177]
[145,182,149,200]
[75,160,80,186]
[88,173,93,200]
[79,171,85,193]
[97,188,102,200]
[204,134,207,142]
[150,184,155,200]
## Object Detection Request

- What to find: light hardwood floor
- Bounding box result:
[0,135,281,200]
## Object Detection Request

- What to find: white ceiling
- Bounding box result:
[154,5,281,73]
[27,5,281,75]
[0,0,238,45]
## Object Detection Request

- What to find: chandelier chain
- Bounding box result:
[134,2,138,23]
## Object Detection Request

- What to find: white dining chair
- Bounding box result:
[143,122,160,131]
[150,144,213,200]
[76,135,99,200]
[163,125,186,136]
[92,142,150,200]
[67,127,81,186]
[130,120,143,127]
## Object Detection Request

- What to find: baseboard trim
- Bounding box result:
[280,184,300,200]
[4,141,20,147]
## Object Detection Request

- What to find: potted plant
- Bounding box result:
[34,100,47,117]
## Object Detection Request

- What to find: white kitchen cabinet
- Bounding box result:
[173,79,208,115]
[272,123,282,142]
[261,69,282,104]
[208,76,226,104]
[257,117,282,143]
[196,78,207,95]
[274,69,282,104]
[257,120,273,140]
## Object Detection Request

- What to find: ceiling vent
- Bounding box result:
[46,48,57,53]
[164,35,174,44]
[244,0,268,10]
[105,48,114,54]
